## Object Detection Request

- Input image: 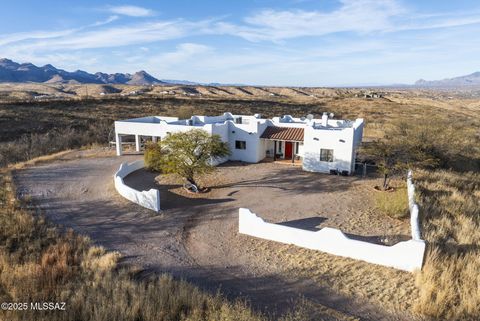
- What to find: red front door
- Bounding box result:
[284,142,293,159]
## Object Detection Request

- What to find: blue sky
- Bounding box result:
[1,0,480,86]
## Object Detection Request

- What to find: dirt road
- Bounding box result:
[14,151,417,321]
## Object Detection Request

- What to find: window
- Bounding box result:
[235,140,246,150]
[320,149,334,162]
[235,117,243,124]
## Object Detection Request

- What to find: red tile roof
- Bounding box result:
[260,126,304,142]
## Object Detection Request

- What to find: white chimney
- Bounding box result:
[322,112,328,126]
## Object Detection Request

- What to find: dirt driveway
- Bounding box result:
[14,151,417,321]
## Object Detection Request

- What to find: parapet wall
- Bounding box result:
[238,171,425,272]
[114,160,160,212]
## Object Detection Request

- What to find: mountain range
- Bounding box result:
[0,58,165,85]
[2,58,480,88]
[414,71,480,88]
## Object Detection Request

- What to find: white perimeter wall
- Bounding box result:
[239,208,425,272]
[238,171,426,273]
[114,160,160,212]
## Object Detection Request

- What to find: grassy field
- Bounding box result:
[0,89,479,320]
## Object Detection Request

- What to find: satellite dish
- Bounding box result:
[329,113,334,118]
[307,114,314,121]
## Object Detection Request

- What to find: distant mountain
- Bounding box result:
[0,58,165,85]
[160,79,200,85]
[414,71,480,88]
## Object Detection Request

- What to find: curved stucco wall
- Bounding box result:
[114,160,160,212]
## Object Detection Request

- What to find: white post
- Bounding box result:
[135,135,141,152]
[410,204,421,241]
[116,134,122,156]
[407,170,422,241]
[152,136,157,143]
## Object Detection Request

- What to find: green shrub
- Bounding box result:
[144,142,162,172]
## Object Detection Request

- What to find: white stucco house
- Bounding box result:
[114,112,364,174]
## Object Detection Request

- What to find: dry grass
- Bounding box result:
[244,236,419,316]
[374,183,409,219]
[0,170,270,321]
[413,170,480,320]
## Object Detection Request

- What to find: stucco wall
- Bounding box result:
[238,173,425,272]
[239,208,425,272]
[114,160,160,212]
[227,120,269,163]
[115,115,364,173]
[302,127,355,173]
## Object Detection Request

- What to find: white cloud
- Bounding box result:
[0,29,78,46]
[90,15,119,27]
[234,0,405,41]
[107,5,154,17]
[4,20,206,51]
[212,1,480,41]
[154,43,212,65]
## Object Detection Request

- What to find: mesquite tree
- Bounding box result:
[145,129,230,190]
[363,119,441,190]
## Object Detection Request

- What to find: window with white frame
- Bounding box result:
[235,140,246,150]
[320,149,334,162]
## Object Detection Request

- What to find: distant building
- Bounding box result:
[364,92,384,99]
[114,112,364,175]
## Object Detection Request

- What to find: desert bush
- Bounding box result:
[362,114,479,190]
[144,142,162,172]
[0,120,113,168]
[374,185,409,219]
[177,105,195,119]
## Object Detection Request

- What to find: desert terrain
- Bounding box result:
[1,85,479,321]
[14,149,414,320]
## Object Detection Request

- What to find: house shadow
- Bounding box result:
[123,168,234,210]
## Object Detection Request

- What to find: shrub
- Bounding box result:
[144,142,162,172]
[0,120,113,168]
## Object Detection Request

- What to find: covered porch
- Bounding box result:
[260,126,304,165]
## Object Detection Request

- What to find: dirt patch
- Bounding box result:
[14,152,418,320]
